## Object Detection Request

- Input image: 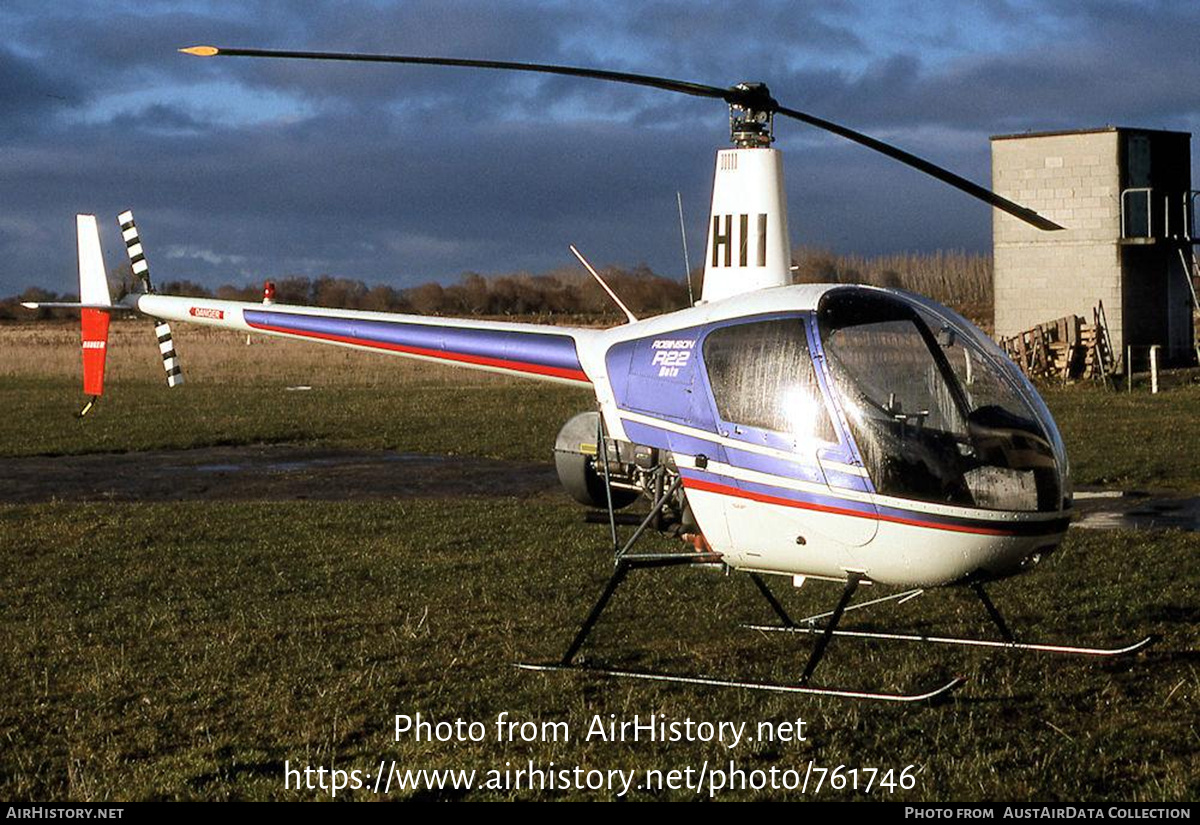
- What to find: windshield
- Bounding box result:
[817,289,1066,512]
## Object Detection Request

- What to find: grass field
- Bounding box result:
[1,321,1197,801]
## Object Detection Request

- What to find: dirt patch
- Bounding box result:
[1073,489,1200,531]
[9,447,1198,532]
[0,445,560,504]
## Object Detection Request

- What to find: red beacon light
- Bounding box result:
[262,281,276,305]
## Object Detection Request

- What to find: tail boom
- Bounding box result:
[134,294,594,385]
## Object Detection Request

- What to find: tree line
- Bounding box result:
[2,248,991,324]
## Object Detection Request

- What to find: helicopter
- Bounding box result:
[25,46,1155,702]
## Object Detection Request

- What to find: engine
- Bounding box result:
[553,411,697,534]
[553,411,642,508]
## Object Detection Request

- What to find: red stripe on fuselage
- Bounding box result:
[245,320,591,384]
[683,477,1032,537]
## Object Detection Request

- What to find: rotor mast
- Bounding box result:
[699,82,792,304]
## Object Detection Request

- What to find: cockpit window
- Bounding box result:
[703,318,836,444]
[818,290,1063,512]
[821,316,969,437]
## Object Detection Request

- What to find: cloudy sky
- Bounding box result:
[3,0,1198,296]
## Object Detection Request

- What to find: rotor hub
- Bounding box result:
[728,82,776,148]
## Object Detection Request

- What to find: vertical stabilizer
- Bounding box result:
[700,147,792,303]
[77,215,111,401]
[77,215,112,308]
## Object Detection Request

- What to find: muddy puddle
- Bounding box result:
[3,447,1198,533]
[0,445,559,504]
[1073,490,1200,531]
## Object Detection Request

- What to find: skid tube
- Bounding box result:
[516,662,965,703]
[744,578,1157,658]
[740,625,1157,657]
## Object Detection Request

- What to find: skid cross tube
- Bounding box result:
[532,452,965,700]
[746,578,1156,658]
[562,558,629,666]
[542,563,961,701]
[749,573,796,628]
[616,475,682,560]
[800,573,862,684]
[972,581,1015,643]
[596,413,619,553]
[559,470,693,666]
[560,552,719,666]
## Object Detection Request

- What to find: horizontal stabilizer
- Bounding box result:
[21,302,118,310]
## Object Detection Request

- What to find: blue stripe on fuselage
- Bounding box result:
[243,309,586,380]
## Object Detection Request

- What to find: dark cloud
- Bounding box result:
[10,6,266,97]
[616,0,867,77]
[793,2,1200,134]
[0,48,84,136]
[108,103,208,135]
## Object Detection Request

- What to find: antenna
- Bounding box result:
[677,191,694,306]
[569,245,637,324]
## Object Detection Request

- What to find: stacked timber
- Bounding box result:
[998,308,1113,381]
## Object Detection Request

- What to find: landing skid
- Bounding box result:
[523,419,1153,700]
[745,578,1156,659]
[743,625,1156,657]
[515,662,964,703]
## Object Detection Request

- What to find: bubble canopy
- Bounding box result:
[815,288,1070,513]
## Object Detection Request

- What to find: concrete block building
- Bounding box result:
[991,127,1195,365]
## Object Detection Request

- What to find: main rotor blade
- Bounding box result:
[182,45,1064,231]
[775,105,1064,231]
[180,45,731,103]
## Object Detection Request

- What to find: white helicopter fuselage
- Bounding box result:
[58,138,1070,596]
[136,276,1071,590]
[585,284,1071,588]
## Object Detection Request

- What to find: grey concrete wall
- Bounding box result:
[992,130,1125,350]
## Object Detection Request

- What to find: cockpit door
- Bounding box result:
[805,316,880,547]
[699,315,878,555]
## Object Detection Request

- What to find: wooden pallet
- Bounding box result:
[999,308,1113,382]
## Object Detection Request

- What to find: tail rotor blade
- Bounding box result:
[118,209,153,292]
[155,319,184,388]
[117,210,184,388]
